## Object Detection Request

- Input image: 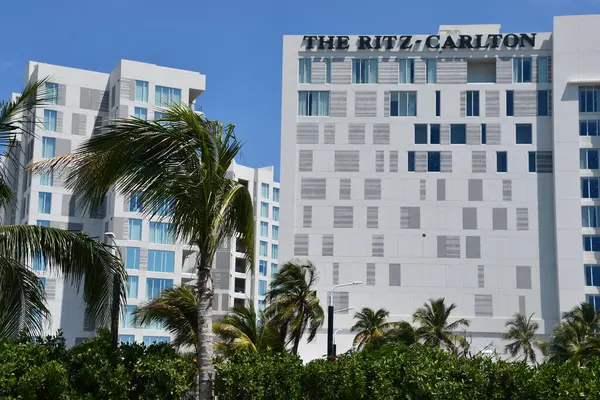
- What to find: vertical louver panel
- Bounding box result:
[475,294,493,316]
[414,58,426,84]
[415,151,427,172]
[466,124,481,144]
[440,124,450,144]
[335,150,360,172]
[536,151,553,173]
[390,151,399,172]
[298,150,313,172]
[339,179,351,200]
[400,207,420,229]
[420,179,426,200]
[355,91,377,117]
[120,78,132,99]
[437,58,467,84]
[478,265,485,288]
[332,263,340,285]
[460,91,466,117]
[331,58,352,84]
[301,178,326,199]
[373,123,390,145]
[311,58,327,84]
[364,179,381,200]
[375,151,385,172]
[322,234,334,256]
[440,151,452,172]
[56,111,63,133]
[383,91,390,117]
[294,234,309,256]
[379,58,398,84]
[57,84,66,106]
[502,180,512,201]
[372,235,384,257]
[516,208,529,230]
[485,91,500,117]
[367,206,378,228]
[303,205,312,228]
[514,91,537,116]
[486,124,501,145]
[472,151,487,173]
[348,123,366,144]
[71,113,87,136]
[333,206,354,228]
[330,91,347,117]
[367,263,376,285]
[438,236,460,258]
[324,123,335,144]
[496,57,512,84]
[296,123,319,144]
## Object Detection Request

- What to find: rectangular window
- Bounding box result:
[120,335,135,344]
[143,336,170,345]
[390,91,417,117]
[451,124,467,144]
[513,57,532,83]
[538,90,549,116]
[583,235,600,252]
[146,278,173,299]
[122,305,136,328]
[506,90,514,116]
[481,124,487,144]
[260,221,268,237]
[497,152,508,173]
[435,91,441,117]
[128,219,142,240]
[259,241,268,257]
[127,276,139,298]
[33,253,45,271]
[516,124,533,144]
[38,192,51,214]
[40,172,53,187]
[408,151,415,172]
[147,250,175,273]
[581,149,600,170]
[579,87,600,113]
[155,85,181,106]
[428,152,441,172]
[37,220,50,226]
[352,59,378,84]
[466,91,480,116]
[581,120,600,136]
[298,91,329,116]
[261,183,269,199]
[126,247,140,269]
[426,59,437,84]
[430,124,440,144]
[41,137,55,158]
[325,59,331,83]
[582,177,600,199]
[398,59,414,84]
[271,263,278,278]
[538,56,549,83]
[259,260,267,276]
[260,202,269,218]
[414,124,428,144]
[134,107,148,120]
[43,110,57,131]
[529,152,537,172]
[46,82,58,104]
[258,280,267,296]
[149,222,174,244]
[273,207,279,222]
[299,58,312,83]
[272,225,279,240]
[273,187,280,202]
[586,265,600,286]
[271,244,278,259]
[135,80,149,102]
[128,193,143,212]
[582,206,600,228]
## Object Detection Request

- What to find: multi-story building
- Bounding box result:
[280,14,600,360]
[1,60,280,346]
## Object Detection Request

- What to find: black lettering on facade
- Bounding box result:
[488,34,503,49]
[382,35,397,49]
[425,35,440,49]
[374,36,383,49]
[519,33,536,48]
[358,36,373,50]
[458,35,474,49]
[303,36,319,50]
[503,34,519,48]
[336,36,350,50]
[318,36,335,50]
[399,35,413,49]
[474,34,490,49]
[442,35,457,49]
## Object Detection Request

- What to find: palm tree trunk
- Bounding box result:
[110,273,120,349]
[195,265,214,400]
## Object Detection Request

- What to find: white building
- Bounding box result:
[280,14,600,360]
[1,60,280,346]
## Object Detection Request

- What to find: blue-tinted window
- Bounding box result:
[516,124,532,144]
[155,85,181,106]
[390,91,417,116]
[581,120,600,136]
[40,172,53,187]
[353,59,378,84]
[260,202,269,218]
[529,152,537,172]
[582,177,600,199]
[42,137,55,158]
[149,222,174,244]
[146,278,173,299]
[435,91,441,117]
[127,276,139,298]
[32,253,45,271]
[414,124,427,144]
[271,263,278,278]
[513,57,532,83]
[134,107,148,120]
[128,219,142,241]
[580,87,600,113]
[46,82,58,104]
[325,59,331,83]
[143,336,170,346]
[430,124,440,144]
[261,183,270,199]
[147,250,175,273]
[298,91,330,116]
[272,225,279,240]
[481,124,487,144]
[585,265,600,286]
[126,247,140,270]
[121,305,136,328]
[273,187,280,202]
[37,220,50,226]
[466,91,480,116]
[38,192,51,214]
[299,58,312,83]
[506,91,514,116]
[259,260,267,276]
[273,207,279,222]
[271,244,278,259]
[258,300,266,311]
[259,241,268,257]
[398,59,413,84]
[260,221,268,237]
[582,206,600,228]
[427,152,441,172]
[135,80,149,102]
[427,59,437,84]
[450,124,466,144]
[537,90,549,116]
[580,149,600,170]
[43,110,57,131]
[408,151,415,172]
[497,152,508,173]
[120,335,135,344]
[129,193,143,212]
[258,280,267,296]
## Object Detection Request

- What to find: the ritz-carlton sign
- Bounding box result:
[302,34,537,51]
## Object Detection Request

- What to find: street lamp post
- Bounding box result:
[333,328,341,358]
[104,232,123,349]
[327,281,362,359]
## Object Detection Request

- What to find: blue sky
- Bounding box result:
[1,0,599,180]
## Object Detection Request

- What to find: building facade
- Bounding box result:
[2,60,279,346]
[280,15,600,360]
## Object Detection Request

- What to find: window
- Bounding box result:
[516,124,533,144]
[581,149,600,170]
[299,58,311,83]
[41,137,55,158]
[582,177,600,198]
[582,206,600,227]
[428,152,441,172]
[273,187,280,202]
[156,199,173,216]
[259,241,268,257]
[143,336,170,346]
[271,244,278,259]
[148,250,175,273]
[146,278,173,299]
[154,112,166,120]
[134,107,147,120]
[506,91,514,116]
[259,260,267,276]
[111,85,116,108]
[149,222,174,244]
[325,59,331,83]
[390,91,417,117]
[587,295,600,311]
[426,59,437,83]
[352,59,378,84]
[435,91,441,117]
[579,87,600,113]
[135,80,148,102]
[430,124,440,144]
[260,202,269,218]
[586,265,600,286]
[584,235,600,252]
[260,221,268,237]
[529,152,537,172]
[513,57,532,83]
[398,59,414,84]
[451,124,466,144]
[258,280,267,296]
[272,207,279,222]
[466,91,480,116]
[272,225,279,241]
[38,192,51,214]
[298,91,329,116]
[46,82,58,104]
[538,90,549,116]
[408,151,415,172]
[155,85,181,106]
[538,57,549,83]
[37,220,50,226]
[258,300,266,311]
[496,152,508,172]
[581,120,600,136]
[120,335,135,344]
[481,124,487,144]
[33,253,45,271]
[122,305,136,328]
[128,219,142,240]
[40,172,53,187]
[271,263,278,278]
[127,193,142,212]
[261,183,269,199]
[43,110,57,131]
[126,247,140,269]
[127,276,139,298]
[414,124,428,144]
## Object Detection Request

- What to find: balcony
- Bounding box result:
[235,238,245,254]
[235,257,246,274]
[234,278,246,294]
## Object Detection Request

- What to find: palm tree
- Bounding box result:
[563,302,600,334]
[351,308,391,350]
[503,313,541,364]
[30,105,254,399]
[0,80,126,340]
[265,261,324,355]
[412,298,470,353]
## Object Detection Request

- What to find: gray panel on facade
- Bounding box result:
[383,91,390,117]
[400,207,420,229]
[460,91,466,117]
[339,178,351,200]
[478,265,485,288]
[517,208,529,230]
[537,151,553,173]
[519,296,526,315]
[213,294,219,311]
[367,206,378,228]
[80,87,92,109]
[298,150,313,172]
[390,151,399,172]
[496,57,512,84]
[67,222,83,232]
[330,91,348,117]
[334,206,354,228]
[303,205,312,228]
[331,58,351,84]
[372,235,384,257]
[492,208,508,230]
[219,272,230,290]
[437,58,467,84]
[44,278,56,301]
[486,124,501,145]
[221,294,230,311]
[475,294,493,317]
[50,221,66,229]
[120,78,132,100]
[379,58,398,84]
[420,179,426,200]
[311,58,327,84]
[414,58,426,84]
[468,179,483,201]
[71,113,87,136]
[296,123,319,144]
[139,249,148,271]
[355,91,377,117]
[329,291,349,311]
[57,84,66,106]
[463,208,478,230]
[348,123,366,144]
[466,124,481,145]
[440,151,452,172]
[485,91,500,117]
[472,151,486,173]
[440,124,450,145]
[55,138,71,156]
[301,178,326,199]
[415,151,427,172]
[466,236,481,259]
[516,266,532,289]
[99,90,109,112]
[333,262,340,285]
[514,91,537,116]
[373,123,390,145]
[62,194,73,217]
[324,123,335,144]
[294,234,309,256]
[437,179,446,201]
[389,264,401,286]
[215,252,230,271]
[367,263,376,285]
[56,111,63,133]
[322,234,334,256]
[375,151,385,172]
[438,236,460,258]
[502,180,512,201]
[334,150,360,172]
[364,179,381,200]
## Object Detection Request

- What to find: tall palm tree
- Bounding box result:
[30,105,254,399]
[265,261,324,355]
[350,307,391,350]
[412,298,470,353]
[503,313,541,364]
[563,302,600,334]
